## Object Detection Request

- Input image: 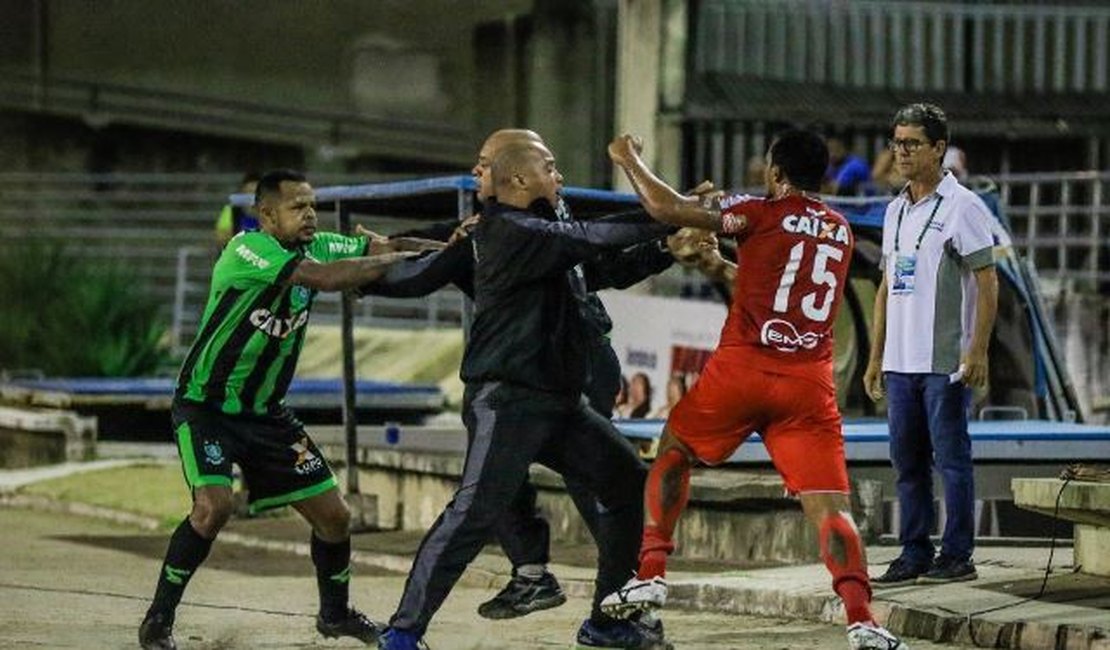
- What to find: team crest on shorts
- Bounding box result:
[291,436,324,475]
[203,441,225,466]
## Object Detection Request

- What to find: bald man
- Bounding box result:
[361,128,679,624]
[377,141,672,650]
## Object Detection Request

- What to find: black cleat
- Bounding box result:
[477,571,568,620]
[316,607,383,644]
[138,611,177,650]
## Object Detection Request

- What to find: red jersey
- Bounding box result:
[716,192,854,389]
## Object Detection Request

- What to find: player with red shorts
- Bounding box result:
[603,129,909,650]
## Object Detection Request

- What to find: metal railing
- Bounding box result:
[696,0,1110,94]
[0,173,470,356]
[3,170,1105,354]
[993,171,1110,289]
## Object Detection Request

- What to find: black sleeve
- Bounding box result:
[505,213,672,278]
[355,243,474,298]
[584,239,674,291]
[388,220,457,242]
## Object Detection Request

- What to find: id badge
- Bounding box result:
[891,255,917,295]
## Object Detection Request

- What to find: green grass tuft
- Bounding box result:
[22,463,191,527]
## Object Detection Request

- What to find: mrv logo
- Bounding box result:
[760,319,821,352]
[250,309,309,339]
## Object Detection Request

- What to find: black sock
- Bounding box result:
[147,518,213,620]
[311,533,351,621]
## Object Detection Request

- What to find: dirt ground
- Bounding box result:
[0,508,964,650]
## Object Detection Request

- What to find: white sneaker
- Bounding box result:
[599,576,668,618]
[847,622,909,650]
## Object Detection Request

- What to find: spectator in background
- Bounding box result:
[869,149,904,196]
[824,135,871,196]
[621,372,652,417]
[215,172,261,248]
[745,155,767,190]
[943,146,969,182]
[651,374,687,419]
[617,372,653,419]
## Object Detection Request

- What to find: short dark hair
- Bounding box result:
[255,169,306,205]
[768,129,829,192]
[892,103,949,144]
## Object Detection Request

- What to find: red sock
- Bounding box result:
[637,527,671,579]
[819,512,874,625]
[637,447,691,579]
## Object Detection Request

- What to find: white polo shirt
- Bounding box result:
[880,172,996,374]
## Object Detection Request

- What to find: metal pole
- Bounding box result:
[338,200,360,494]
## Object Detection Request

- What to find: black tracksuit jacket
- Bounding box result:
[459,198,670,395]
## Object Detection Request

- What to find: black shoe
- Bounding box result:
[316,607,383,644]
[917,555,977,584]
[477,571,567,619]
[871,557,929,588]
[138,611,177,650]
[575,615,672,649]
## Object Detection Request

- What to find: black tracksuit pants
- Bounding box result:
[494,338,622,566]
[389,379,647,634]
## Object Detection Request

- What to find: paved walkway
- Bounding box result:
[3,460,1108,649]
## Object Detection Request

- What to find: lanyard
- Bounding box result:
[894,195,944,254]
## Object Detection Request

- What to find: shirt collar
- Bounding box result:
[897,170,957,204]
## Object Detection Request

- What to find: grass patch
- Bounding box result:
[22,463,191,528]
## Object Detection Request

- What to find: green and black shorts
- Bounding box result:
[171,399,336,514]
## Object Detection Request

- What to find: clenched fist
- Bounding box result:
[608,134,644,166]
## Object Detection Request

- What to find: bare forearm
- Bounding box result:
[868,277,888,365]
[291,252,414,292]
[969,268,998,354]
[618,156,719,230]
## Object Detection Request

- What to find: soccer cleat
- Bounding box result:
[316,607,383,644]
[599,576,668,618]
[138,611,177,650]
[477,570,567,619]
[847,622,910,650]
[575,616,672,649]
[378,627,430,650]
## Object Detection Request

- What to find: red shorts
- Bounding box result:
[667,346,849,494]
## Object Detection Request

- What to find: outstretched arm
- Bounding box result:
[288,251,417,292]
[609,135,740,233]
[357,244,473,298]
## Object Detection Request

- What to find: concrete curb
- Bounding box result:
[2,494,1107,649]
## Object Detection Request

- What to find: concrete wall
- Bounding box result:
[0,111,303,173]
[8,0,532,124]
[331,444,882,565]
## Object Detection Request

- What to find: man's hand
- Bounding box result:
[448,214,481,245]
[863,360,884,401]
[355,224,445,254]
[961,348,989,390]
[667,228,718,266]
[355,224,393,255]
[608,134,644,167]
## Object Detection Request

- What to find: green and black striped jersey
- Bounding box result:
[176,230,367,415]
